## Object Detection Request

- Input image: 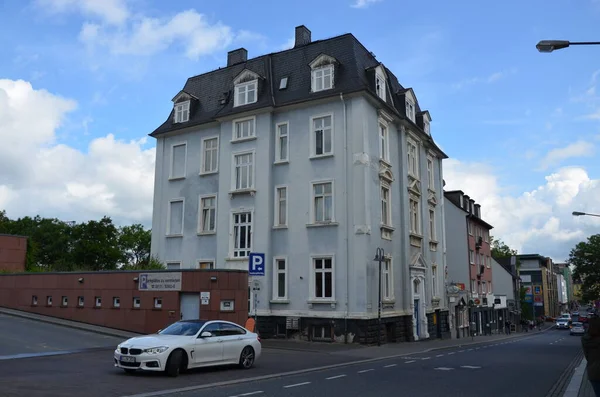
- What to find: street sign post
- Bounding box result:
[248,253,265,276]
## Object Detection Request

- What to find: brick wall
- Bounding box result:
[0,235,27,273]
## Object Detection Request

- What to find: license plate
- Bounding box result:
[121,356,136,363]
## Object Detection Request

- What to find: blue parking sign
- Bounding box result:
[248,253,265,276]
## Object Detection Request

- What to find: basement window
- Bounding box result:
[279,77,288,90]
[78,296,84,307]
[32,295,38,306]
[61,296,68,306]
[95,297,102,307]
[133,297,141,308]
[46,296,52,306]
[113,297,120,308]
[154,297,163,309]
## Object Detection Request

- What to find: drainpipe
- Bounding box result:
[340,93,350,343]
[465,213,474,340]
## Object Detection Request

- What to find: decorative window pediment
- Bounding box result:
[427,191,438,206]
[410,251,427,269]
[171,90,197,103]
[233,69,262,85]
[408,178,421,195]
[309,53,338,69]
[379,168,394,184]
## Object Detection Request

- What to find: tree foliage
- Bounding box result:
[570,234,600,303]
[490,236,518,259]
[0,211,161,272]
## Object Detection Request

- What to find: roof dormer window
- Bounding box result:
[174,101,190,123]
[376,73,386,101]
[234,80,257,107]
[424,121,430,135]
[309,54,338,93]
[406,100,415,123]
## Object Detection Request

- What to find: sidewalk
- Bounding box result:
[0,306,553,360]
[562,357,595,397]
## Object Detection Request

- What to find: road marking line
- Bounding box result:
[461,365,482,369]
[550,343,553,345]
[358,369,374,373]
[422,357,431,360]
[284,382,311,388]
[232,392,264,397]
[467,349,473,351]
[447,352,455,355]
[405,360,416,364]
[458,350,465,353]
[384,364,397,368]
[326,374,346,380]
[475,348,480,350]
[434,367,454,371]
[436,354,444,357]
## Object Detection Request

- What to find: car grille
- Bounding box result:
[120,348,142,355]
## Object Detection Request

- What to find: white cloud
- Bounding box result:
[0,79,154,226]
[443,159,600,261]
[351,0,383,8]
[279,37,296,51]
[35,0,129,25]
[537,141,595,171]
[452,68,517,90]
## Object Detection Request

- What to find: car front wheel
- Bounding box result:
[239,346,255,369]
[165,350,185,377]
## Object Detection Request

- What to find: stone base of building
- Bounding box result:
[255,311,450,345]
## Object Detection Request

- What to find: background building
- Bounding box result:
[0,234,27,273]
[148,25,450,344]
[491,257,521,330]
[518,254,559,319]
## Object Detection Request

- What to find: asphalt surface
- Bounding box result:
[152,329,583,397]
[0,313,122,358]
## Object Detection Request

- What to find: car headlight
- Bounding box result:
[116,344,122,352]
[143,346,169,354]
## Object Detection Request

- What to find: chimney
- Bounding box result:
[294,25,312,48]
[469,199,475,214]
[474,203,481,218]
[227,48,248,67]
[463,195,470,212]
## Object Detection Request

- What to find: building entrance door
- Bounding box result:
[180,293,200,320]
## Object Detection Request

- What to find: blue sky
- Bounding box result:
[0,0,599,260]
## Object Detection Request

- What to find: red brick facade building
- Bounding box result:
[0,234,27,273]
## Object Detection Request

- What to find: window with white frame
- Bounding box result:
[469,250,475,264]
[407,139,419,178]
[379,123,389,162]
[234,80,257,107]
[488,281,492,294]
[409,197,420,235]
[231,211,252,258]
[428,208,436,241]
[482,281,487,294]
[312,181,333,223]
[201,137,218,174]
[432,265,438,297]
[406,99,415,121]
[413,279,420,295]
[167,199,184,236]
[470,279,476,293]
[170,143,187,179]
[468,221,473,235]
[427,156,434,191]
[275,122,289,162]
[233,118,255,141]
[424,121,430,135]
[312,115,333,156]
[174,101,190,123]
[312,257,334,299]
[381,184,391,226]
[233,151,254,190]
[273,257,287,300]
[376,73,386,101]
[484,231,489,242]
[382,257,393,300]
[166,262,181,270]
[199,195,216,233]
[311,65,333,92]
[486,255,491,268]
[274,186,287,227]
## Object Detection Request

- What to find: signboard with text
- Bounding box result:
[138,272,182,291]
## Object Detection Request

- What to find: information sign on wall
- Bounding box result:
[138,272,182,291]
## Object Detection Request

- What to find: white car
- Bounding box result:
[570,322,585,336]
[114,319,262,377]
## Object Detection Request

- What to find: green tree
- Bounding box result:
[490,236,518,259]
[570,234,600,303]
[118,224,152,268]
[71,216,122,271]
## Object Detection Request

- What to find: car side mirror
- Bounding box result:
[157,329,161,333]
[199,331,212,338]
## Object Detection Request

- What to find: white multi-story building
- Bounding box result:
[149,25,449,343]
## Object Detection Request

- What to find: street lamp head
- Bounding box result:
[572,211,586,216]
[536,40,570,53]
[374,247,385,261]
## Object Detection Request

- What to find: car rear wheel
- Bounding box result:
[165,350,185,377]
[239,346,255,369]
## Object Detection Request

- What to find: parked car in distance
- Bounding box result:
[570,322,585,336]
[572,311,579,317]
[556,317,571,329]
[114,319,262,377]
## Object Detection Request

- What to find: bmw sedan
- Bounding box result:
[114,319,262,377]
[556,318,570,329]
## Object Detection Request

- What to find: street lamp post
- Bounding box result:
[374,248,385,347]
[572,211,600,218]
[536,40,600,53]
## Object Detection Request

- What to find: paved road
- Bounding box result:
[150,329,583,397]
[0,314,122,358]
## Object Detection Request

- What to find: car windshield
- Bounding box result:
[572,322,583,327]
[158,321,206,336]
